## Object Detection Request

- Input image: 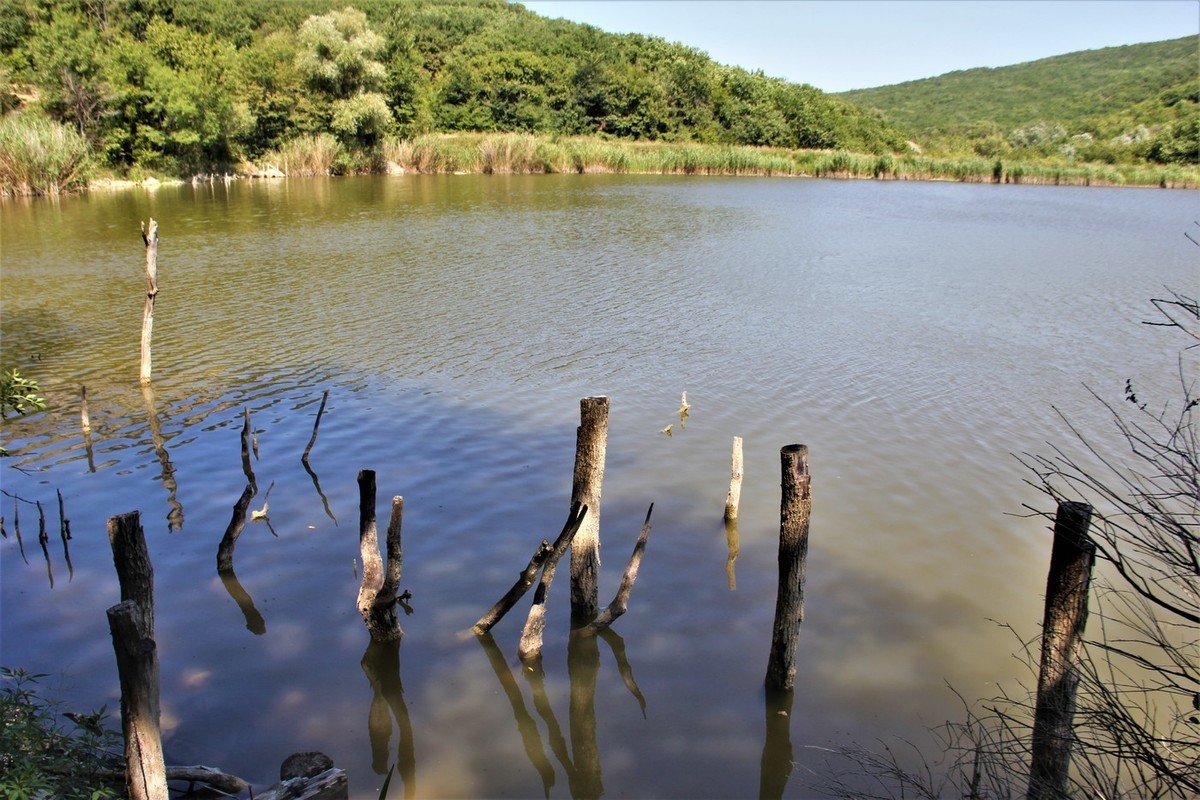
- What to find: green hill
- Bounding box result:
[0,0,910,178]
[839,36,1198,164]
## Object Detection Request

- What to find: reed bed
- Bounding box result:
[0,115,92,196]
[262,133,343,176]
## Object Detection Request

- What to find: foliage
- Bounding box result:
[0,0,914,179]
[841,36,1199,164]
[0,667,121,800]
[0,114,92,196]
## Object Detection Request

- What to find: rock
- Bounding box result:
[281,751,335,781]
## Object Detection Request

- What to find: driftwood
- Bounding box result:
[357,471,403,641]
[254,768,348,800]
[581,504,654,635]
[570,397,608,622]
[472,539,554,635]
[1028,501,1096,800]
[518,503,588,662]
[765,444,811,692]
[139,219,157,384]
[99,765,249,795]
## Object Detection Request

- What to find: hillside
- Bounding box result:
[0,0,910,178]
[839,36,1198,163]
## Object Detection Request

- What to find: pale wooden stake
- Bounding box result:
[724,436,744,521]
[139,219,158,384]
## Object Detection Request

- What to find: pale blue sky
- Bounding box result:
[520,1,1199,92]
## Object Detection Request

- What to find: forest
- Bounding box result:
[0,0,1195,193]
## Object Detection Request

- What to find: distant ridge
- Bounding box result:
[838,36,1198,141]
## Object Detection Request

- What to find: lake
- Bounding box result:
[1,174,1195,798]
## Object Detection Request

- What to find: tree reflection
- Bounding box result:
[478,625,646,799]
[215,482,266,635]
[759,688,795,800]
[361,638,416,798]
[140,384,183,531]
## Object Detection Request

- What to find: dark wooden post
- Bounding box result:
[570,396,608,623]
[765,444,811,692]
[1028,501,1095,800]
[139,219,158,385]
[106,511,167,800]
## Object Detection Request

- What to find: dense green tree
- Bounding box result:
[295,6,392,148]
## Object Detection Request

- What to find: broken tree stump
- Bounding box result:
[356,471,403,642]
[570,396,608,623]
[765,444,811,692]
[106,511,167,800]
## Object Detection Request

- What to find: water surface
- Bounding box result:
[2,175,1194,797]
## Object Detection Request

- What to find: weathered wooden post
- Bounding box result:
[106,511,168,800]
[724,436,743,521]
[356,470,403,642]
[570,396,608,623]
[140,219,158,385]
[1028,501,1096,800]
[765,444,811,692]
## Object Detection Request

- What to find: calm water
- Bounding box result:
[1,175,1195,797]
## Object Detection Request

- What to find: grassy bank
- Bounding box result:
[295,133,1200,188]
[7,129,1193,197]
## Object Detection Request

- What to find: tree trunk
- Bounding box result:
[765,445,811,692]
[1028,501,1095,800]
[570,397,608,623]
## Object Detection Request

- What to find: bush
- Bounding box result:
[0,667,121,799]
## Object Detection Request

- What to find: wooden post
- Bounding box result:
[356,471,403,642]
[106,511,167,800]
[724,436,743,521]
[1028,501,1095,800]
[140,219,158,384]
[570,396,608,623]
[765,444,811,692]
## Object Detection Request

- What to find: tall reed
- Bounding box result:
[264,133,343,176]
[0,115,92,197]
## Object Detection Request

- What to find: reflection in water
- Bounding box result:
[141,385,183,531]
[361,639,416,797]
[215,482,265,635]
[301,390,337,523]
[725,517,739,590]
[57,490,74,582]
[36,500,52,588]
[759,688,795,800]
[478,633,556,797]
[480,625,645,799]
[567,629,603,800]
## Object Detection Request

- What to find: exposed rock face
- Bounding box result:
[281,751,335,780]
